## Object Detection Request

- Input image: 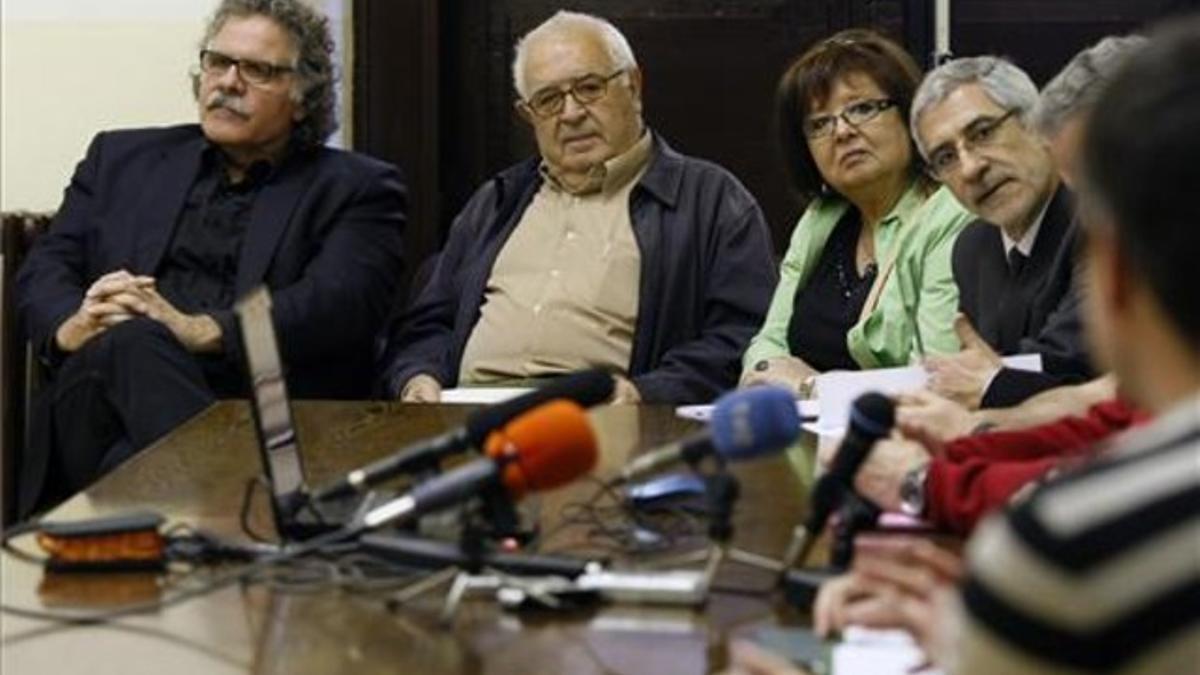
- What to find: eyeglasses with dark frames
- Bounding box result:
[519,69,626,118]
[926,108,1020,178]
[803,98,896,139]
[199,49,296,86]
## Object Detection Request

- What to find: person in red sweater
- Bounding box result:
[852,387,1149,534]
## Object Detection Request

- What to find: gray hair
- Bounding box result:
[910,56,1039,158]
[192,0,338,149]
[1031,34,1148,138]
[511,11,638,100]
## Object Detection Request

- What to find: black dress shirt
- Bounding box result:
[156,150,272,313]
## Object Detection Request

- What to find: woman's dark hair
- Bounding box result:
[775,28,925,201]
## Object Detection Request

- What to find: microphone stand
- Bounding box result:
[698,470,738,594]
[382,489,547,626]
[829,492,881,569]
[779,491,883,609]
[651,466,786,589]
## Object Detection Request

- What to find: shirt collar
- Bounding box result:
[540,130,652,197]
[202,139,288,188]
[878,178,928,229]
[1002,198,1050,258]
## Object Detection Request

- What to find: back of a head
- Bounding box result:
[1082,16,1200,346]
[1032,34,1149,138]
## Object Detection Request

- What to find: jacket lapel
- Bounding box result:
[132,135,206,273]
[234,158,312,296]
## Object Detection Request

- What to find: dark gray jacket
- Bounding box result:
[379,134,776,404]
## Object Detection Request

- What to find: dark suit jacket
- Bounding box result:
[16,124,407,399]
[952,186,1093,407]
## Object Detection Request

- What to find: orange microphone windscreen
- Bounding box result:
[483,399,598,499]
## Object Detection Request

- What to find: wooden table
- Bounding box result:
[1,402,811,674]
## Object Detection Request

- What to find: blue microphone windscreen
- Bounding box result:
[709,386,802,461]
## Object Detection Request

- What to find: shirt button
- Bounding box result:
[533,304,543,315]
[550,269,561,279]
[565,231,577,241]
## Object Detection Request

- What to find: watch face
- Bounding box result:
[900,466,927,516]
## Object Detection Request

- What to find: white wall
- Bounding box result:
[0,0,350,212]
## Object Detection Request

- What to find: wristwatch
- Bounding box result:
[899,464,930,517]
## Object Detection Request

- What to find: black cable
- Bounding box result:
[537,476,707,558]
[238,476,275,544]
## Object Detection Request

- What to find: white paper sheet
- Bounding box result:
[832,627,941,674]
[811,353,1043,436]
[675,399,820,423]
[438,387,532,405]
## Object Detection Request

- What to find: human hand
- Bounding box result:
[740,356,818,398]
[813,536,962,654]
[54,270,153,352]
[724,639,810,675]
[136,284,222,353]
[896,389,979,449]
[610,374,642,404]
[400,374,443,402]
[923,315,1001,410]
[851,438,930,512]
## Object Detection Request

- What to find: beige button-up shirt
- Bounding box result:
[459,132,652,383]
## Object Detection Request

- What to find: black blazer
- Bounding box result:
[16,125,407,399]
[952,186,1092,407]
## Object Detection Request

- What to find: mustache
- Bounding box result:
[205,92,249,118]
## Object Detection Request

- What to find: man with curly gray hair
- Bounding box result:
[15,0,407,516]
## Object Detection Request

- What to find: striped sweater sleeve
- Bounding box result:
[948,420,1200,674]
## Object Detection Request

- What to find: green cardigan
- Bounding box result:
[743,183,972,371]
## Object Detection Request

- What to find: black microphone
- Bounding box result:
[353,400,598,533]
[312,369,613,502]
[779,392,894,574]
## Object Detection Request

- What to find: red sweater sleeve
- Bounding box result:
[925,399,1148,535]
[942,399,1145,463]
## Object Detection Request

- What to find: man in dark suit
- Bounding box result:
[910,56,1091,409]
[14,0,406,516]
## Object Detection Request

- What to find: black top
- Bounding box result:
[786,210,876,371]
[156,149,272,313]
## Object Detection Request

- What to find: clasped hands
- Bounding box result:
[55,269,222,354]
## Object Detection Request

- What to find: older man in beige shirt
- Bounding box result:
[460,131,650,388]
[380,11,775,405]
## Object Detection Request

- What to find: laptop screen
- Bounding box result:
[234,286,310,532]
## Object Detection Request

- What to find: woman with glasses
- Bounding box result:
[741,29,973,395]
